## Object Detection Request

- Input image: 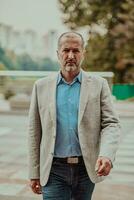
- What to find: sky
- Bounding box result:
[0,0,88,39]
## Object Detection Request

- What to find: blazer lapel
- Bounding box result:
[48,71,92,128]
[78,71,92,126]
[49,73,58,127]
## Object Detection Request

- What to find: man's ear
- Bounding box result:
[57,50,59,59]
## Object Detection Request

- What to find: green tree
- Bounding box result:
[110,0,134,83]
[0,45,59,71]
[0,62,7,70]
[58,0,134,83]
[17,54,37,71]
[39,57,59,71]
[0,47,15,70]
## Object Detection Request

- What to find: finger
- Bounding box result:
[97,165,111,176]
[31,184,38,194]
[35,185,42,194]
[95,159,102,172]
[32,186,42,194]
[30,183,41,194]
[99,171,109,176]
[104,165,111,175]
[98,162,105,173]
[97,168,105,176]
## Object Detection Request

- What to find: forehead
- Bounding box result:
[59,35,83,49]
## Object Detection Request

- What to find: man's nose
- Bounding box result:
[68,51,74,59]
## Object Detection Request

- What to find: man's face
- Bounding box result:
[57,35,85,73]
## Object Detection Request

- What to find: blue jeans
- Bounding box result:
[42,158,95,200]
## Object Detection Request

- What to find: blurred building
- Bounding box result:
[43,30,58,60]
[0,23,13,49]
[0,23,57,60]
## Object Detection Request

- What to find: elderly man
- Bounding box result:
[28,32,121,200]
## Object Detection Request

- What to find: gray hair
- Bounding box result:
[58,31,85,49]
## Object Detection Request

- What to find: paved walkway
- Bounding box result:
[0,101,134,200]
[0,98,134,117]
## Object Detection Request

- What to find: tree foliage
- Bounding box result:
[0,46,59,72]
[0,47,15,70]
[0,62,6,70]
[58,0,134,83]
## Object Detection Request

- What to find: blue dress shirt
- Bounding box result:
[54,72,82,157]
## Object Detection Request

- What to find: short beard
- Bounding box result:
[65,65,77,72]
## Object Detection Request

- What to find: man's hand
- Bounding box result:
[29,179,42,194]
[95,157,112,177]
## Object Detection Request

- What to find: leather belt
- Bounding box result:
[53,156,83,164]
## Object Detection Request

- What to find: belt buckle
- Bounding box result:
[67,157,78,164]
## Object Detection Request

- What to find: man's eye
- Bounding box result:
[73,50,79,53]
[63,49,69,52]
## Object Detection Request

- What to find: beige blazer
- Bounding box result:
[28,70,121,186]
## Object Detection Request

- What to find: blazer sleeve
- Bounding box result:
[28,82,42,179]
[98,79,121,164]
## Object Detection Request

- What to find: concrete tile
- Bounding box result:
[11,169,27,180]
[0,128,12,136]
[0,183,24,196]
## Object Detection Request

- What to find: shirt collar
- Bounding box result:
[57,71,82,85]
